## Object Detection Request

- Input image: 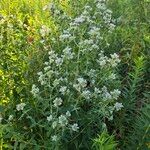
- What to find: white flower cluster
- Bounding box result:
[46,111,79,141]
[101,86,121,101]
[31,84,39,97]
[95,0,116,32]
[16,103,26,111]
[53,97,63,107]
[97,51,120,68]
[114,102,124,111]
[8,115,14,121]
[40,25,50,37]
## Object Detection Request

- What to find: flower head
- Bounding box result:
[58,115,68,127]
[114,102,123,111]
[47,115,53,122]
[51,135,58,141]
[53,98,63,107]
[16,103,26,111]
[71,123,79,132]
[8,115,14,121]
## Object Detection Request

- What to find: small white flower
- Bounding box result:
[109,73,116,80]
[58,115,68,127]
[71,123,79,132]
[44,66,51,71]
[31,84,39,97]
[111,89,121,100]
[82,90,91,99]
[16,103,26,111]
[53,98,63,107]
[100,60,107,67]
[40,25,50,37]
[88,69,96,78]
[8,115,13,121]
[59,86,67,95]
[108,53,120,67]
[114,102,123,111]
[111,53,119,60]
[63,47,74,60]
[66,111,71,117]
[47,115,53,122]
[103,92,112,100]
[77,78,87,88]
[74,15,85,24]
[51,135,58,141]
[53,79,60,87]
[88,27,100,36]
[52,121,57,129]
[55,57,63,66]
[38,72,46,85]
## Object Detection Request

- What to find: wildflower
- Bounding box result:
[53,98,63,107]
[59,86,67,95]
[66,111,71,117]
[110,53,120,60]
[82,90,91,99]
[16,103,26,111]
[58,115,68,127]
[111,89,121,100]
[103,92,112,100]
[97,52,108,67]
[8,115,13,121]
[114,102,123,111]
[88,69,96,78]
[108,53,120,67]
[47,115,53,122]
[53,79,60,87]
[44,66,51,71]
[51,135,58,141]
[62,47,74,60]
[55,57,63,66]
[52,121,57,129]
[99,59,107,67]
[74,15,85,24]
[40,25,50,37]
[77,78,87,88]
[91,44,99,50]
[37,72,46,85]
[31,84,39,97]
[88,27,100,36]
[71,123,79,132]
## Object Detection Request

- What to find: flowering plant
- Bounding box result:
[30,0,123,148]
[1,0,123,149]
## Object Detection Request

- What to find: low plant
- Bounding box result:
[92,131,117,150]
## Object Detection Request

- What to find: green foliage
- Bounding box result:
[126,100,150,150]
[92,131,117,150]
[0,0,150,149]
